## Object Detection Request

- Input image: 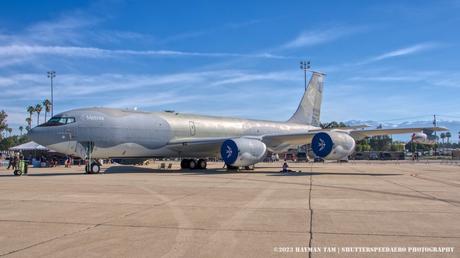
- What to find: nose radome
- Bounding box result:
[27,127,38,142]
[27,127,52,146]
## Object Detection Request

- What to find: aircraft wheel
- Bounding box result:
[189,159,197,169]
[91,163,101,174]
[180,159,189,169]
[197,159,207,169]
[227,165,238,170]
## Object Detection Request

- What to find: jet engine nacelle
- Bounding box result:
[311,131,356,160]
[411,132,427,143]
[220,138,267,167]
[411,132,435,145]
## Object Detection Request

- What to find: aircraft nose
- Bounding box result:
[27,127,55,146]
[28,127,42,144]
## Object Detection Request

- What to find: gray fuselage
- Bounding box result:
[29,107,318,159]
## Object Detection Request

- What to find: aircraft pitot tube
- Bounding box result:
[312,131,356,160]
[220,138,267,167]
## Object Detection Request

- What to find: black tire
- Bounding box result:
[197,159,207,169]
[14,169,22,176]
[189,159,197,169]
[180,159,189,169]
[227,165,238,170]
[91,163,101,173]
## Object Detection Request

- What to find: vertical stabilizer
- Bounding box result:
[287,72,325,126]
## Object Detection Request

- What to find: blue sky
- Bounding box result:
[1,0,460,133]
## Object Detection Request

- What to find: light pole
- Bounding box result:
[300,61,311,161]
[300,60,311,91]
[47,71,56,117]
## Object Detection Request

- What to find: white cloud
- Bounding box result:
[282,27,363,49]
[0,69,301,99]
[0,68,306,131]
[104,92,198,108]
[210,71,297,86]
[0,44,291,62]
[348,69,460,89]
[371,43,439,61]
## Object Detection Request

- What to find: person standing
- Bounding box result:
[11,153,19,171]
[7,154,12,170]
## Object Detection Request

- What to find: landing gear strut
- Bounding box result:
[82,142,101,174]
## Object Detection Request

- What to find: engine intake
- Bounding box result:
[221,138,267,167]
[312,131,355,160]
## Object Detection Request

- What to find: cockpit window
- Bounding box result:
[39,116,76,127]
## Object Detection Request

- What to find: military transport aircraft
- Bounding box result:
[28,72,447,173]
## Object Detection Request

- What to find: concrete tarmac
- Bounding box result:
[0,161,459,257]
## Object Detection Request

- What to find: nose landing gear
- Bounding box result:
[85,161,101,174]
[81,141,102,174]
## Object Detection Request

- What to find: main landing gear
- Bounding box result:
[180,159,207,170]
[82,141,102,174]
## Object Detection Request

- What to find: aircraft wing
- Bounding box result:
[166,126,447,155]
[259,125,370,148]
[168,134,317,154]
[166,137,229,156]
[260,126,447,147]
[261,133,314,149]
[348,126,448,140]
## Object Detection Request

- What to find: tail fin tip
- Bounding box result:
[287,72,325,126]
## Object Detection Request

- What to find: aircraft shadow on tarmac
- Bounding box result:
[267,172,402,176]
[0,172,85,177]
[107,166,403,176]
[0,165,402,177]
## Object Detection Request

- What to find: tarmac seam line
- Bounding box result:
[314,231,460,239]
[308,174,313,258]
[99,223,308,234]
[382,178,460,208]
[0,224,99,257]
[411,173,460,188]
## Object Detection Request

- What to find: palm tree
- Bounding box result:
[27,106,35,125]
[25,117,32,128]
[440,132,446,144]
[19,126,24,136]
[43,99,51,122]
[6,127,12,137]
[35,104,42,126]
[26,117,32,131]
[446,132,451,143]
